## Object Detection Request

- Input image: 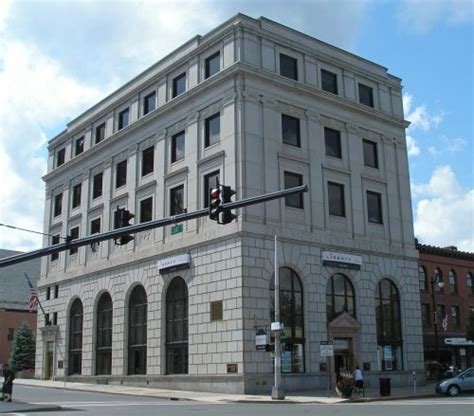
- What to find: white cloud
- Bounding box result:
[398,0,474,33]
[0,32,105,251]
[413,165,473,252]
[443,137,467,153]
[406,134,420,156]
[403,93,443,131]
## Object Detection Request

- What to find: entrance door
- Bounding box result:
[334,338,353,379]
[45,341,54,380]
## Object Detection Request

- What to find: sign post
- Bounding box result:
[320,341,334,398]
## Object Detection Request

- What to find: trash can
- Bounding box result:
[379,377,391,396]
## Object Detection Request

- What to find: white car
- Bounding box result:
[436,368,474,396]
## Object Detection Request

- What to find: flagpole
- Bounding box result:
[24,272,47,321]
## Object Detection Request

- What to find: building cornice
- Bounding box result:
[416,242,474,261]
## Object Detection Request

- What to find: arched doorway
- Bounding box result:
[326,274,358,378]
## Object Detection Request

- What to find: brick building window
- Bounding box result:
[421,303,431,327]
[449,270,458,294]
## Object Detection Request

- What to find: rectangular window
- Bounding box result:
[141,146,154,176]
[324,127,342,158]
[56,148,65,167]
[210,300,223,321]
[367,191,383,224]
[72,183,82,209]
[451,305,460,328]
[282,114,300,147]
[7,328,14,341]
[53,312,58,326]
[204,170,220,208]
[143,91,156,115]
[279,53,298,80]
[95,123,106,144]
[284,171,303,209]
[53,193,62,217]
[170,185,184,215]
[92,172,103,199]
[359,83,374,107]
[421,303,431,327]
[54,285,59,298]
[363,139,378,168]
[75,136,84,156]
[205,51,220,78]
[205,113,220,147]
[140,197,153,223]
[171,131,185,163]
[90,217,101,234]
[51,234,60,261]
[69,226,79,255]
[172,72,186,98]
[116,160,127,188]
[118,108,129,130]
[328,182,345,217]
[46,287,51,300]
[321,69,338,94]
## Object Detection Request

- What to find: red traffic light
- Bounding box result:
[210,188,220,200]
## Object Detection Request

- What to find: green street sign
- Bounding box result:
[171,224,183,235]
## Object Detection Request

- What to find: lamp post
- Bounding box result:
[431,271,444,381]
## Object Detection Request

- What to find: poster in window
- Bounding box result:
[384,346,393,370]
[281,351,292,373]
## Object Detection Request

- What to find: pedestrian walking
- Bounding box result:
[354,365,364,395]
[1,363,15,402]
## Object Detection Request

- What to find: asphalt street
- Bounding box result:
[1,385,473,416]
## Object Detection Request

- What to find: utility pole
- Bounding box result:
[271,235,285,400]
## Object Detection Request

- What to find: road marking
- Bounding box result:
[30,400,222,407]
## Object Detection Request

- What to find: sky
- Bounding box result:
[0,0,472,252]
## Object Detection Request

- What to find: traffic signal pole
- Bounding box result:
[0,185,308,268]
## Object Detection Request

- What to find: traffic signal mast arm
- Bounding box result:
[0,185,308,267]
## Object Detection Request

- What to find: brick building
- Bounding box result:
[0,249,40,366]
[417,242,474,379]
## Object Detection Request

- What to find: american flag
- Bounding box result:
[25,273,39,313]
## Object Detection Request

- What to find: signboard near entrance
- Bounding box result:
[320,341,334,357]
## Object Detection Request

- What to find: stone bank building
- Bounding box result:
[36,14,423,393]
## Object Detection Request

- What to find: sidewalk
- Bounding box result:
[12,378,437,405]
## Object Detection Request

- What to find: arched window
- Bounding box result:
[467,272,474,295]
[270,267,304,373]
[418,266,427,291]
[434,268,443,292]
[166,277,188,375]
[375,279,402,371]
[128,285,147,375]
[69,298,83,375]
[96,292,113,375]
[449,270,458,294]
[326,273,355,322]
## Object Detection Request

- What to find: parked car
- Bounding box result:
[436,367,474,396]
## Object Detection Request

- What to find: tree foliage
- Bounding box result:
[10,321,36,372]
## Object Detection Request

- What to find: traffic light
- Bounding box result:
[209,187,222,221]
[221,185,236,225]
[113,207,135,245]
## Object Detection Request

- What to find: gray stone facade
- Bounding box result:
[36,14,423,393]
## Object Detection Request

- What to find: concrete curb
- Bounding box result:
[349,393,438,403]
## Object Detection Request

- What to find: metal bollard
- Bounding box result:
[412,371,416,394]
